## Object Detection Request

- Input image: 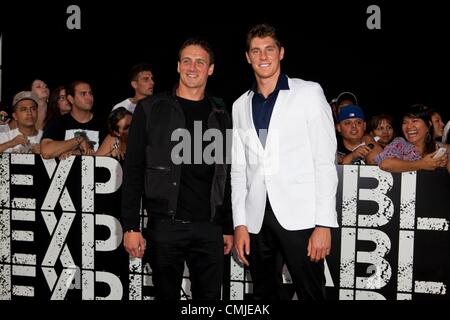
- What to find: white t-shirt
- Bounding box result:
[111,98,137,114]
[0,128,43,153]
[0,124,10,133]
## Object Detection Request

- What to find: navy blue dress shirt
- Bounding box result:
[251,73,289,147]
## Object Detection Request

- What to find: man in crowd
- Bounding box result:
[40,80,104,159]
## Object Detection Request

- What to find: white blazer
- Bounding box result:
[231,77,338,234]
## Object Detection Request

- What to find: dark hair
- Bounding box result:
[427,108,444,139]
[428,108,439,116]
[367,113,394,133]
[178,38,215,65]
[402,104,435,154]
[403,104,431,123]
[107,107,132,135]
[246,23,281,51]
[47,85,69,121]
[66,80,90,98]
[129,63,153,82]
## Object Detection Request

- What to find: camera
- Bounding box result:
[0,114,9,122]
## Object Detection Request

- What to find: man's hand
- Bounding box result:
[223,235,234,255]
[234,225,250,266]
[307,227,331,262]
[0,111,10,125]
[31,143,41,154]
[123,231,146,258]
[11,135,28,148]
[78,138,95,155]
[59,150,79,160]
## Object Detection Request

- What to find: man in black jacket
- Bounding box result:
[121,38,233,300]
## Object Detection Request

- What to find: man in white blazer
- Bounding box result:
[231,24,338,300]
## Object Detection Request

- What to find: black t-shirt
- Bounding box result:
[337,136,369,165]
[337,136,352,157]
[175,96,215,222]
[42,113,105,151]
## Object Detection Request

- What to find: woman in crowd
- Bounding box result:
[46,85,72,124]
[31,79,50,130]
[96,107,132,160]
[375,104,449,173]
[428,109,445,145]
[367,113,395,148]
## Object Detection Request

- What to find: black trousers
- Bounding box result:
[248,200,326,300]
[145,219,223,300]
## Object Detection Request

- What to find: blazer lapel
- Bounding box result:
[245,93,265,152]
[265,90,287,149]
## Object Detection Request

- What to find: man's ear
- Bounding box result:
[246,51,251,64]
[67,94,75,105]
[208,63,215,76]
[131,80,137,90]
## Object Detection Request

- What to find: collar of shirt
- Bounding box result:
[250,73,290,97]
[250,73,290,146]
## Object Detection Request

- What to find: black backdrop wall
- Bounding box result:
[1,154,449,300]
[0,1,449,127]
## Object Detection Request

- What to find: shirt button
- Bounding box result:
[173,182,177,186]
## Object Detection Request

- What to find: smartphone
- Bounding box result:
[432,147,447,159]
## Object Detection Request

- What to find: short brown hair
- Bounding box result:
[246,24,281,51]
[129,63,153,82]
[67,80,90,98]
[367,113,394,134]
[108,107,132,135]
[178,38,215,65]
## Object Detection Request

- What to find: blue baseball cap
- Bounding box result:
[338,104,365,122]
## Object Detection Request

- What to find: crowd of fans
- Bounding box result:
[332,91,449,173]
[0,67,449,174]
[0,63,153,162]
